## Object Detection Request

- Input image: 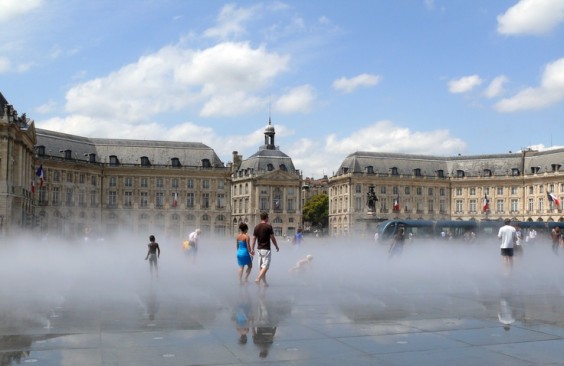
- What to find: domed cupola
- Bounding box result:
[264,118,276,150]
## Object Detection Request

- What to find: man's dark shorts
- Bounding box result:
[501,248,514,257]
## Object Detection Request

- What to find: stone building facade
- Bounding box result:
[230,120,302,238]
[329,150,564,236]
[2,91,564,239]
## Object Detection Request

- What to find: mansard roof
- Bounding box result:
[35,128,225,167]
[335,150,527,177]
[237,147,297,173]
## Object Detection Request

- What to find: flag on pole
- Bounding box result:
[393,195,400,211]
[31,179,35,194]
[548,192,561,207]
[482,194,489,212]
[36,164,44,186]
[172,192,178,207]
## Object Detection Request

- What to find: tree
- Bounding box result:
[303,194,328,230]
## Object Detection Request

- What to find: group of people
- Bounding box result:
[144,211,312,285]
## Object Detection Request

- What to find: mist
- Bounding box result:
[2,231,564,330]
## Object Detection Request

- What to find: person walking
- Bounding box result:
[186,228,201,261]
[498,219,516,274]
[145,235,161,278]
[236,222,254,285]
[252,212,279,287]
[388,227,405,259]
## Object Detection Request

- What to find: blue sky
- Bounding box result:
[1,0,564,178]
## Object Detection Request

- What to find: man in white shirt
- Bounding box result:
[498,219,516,272]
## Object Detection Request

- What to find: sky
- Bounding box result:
[1,0,564,178]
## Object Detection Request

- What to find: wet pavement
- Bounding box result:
[2,239,564,365]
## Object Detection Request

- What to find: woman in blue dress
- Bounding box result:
[236,222,254,284]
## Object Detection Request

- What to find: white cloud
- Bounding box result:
[274,85,316,114]
[325,120,466,155]
[63,42,289,121]
[0,57,11,73]
[0,0,41,23]
[484,75,508,99]
[495,57,564,112]
[288,120,467,178]
[497,0,564,35]
[35,99,57,114]
[448,75,482,94]
[203,4,259,40]
[332,73,381,94]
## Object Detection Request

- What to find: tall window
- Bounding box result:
[186,193,194,208]
[156,192,164,208]
[354,197,362,212]
[66,188,73,206]
[202,193,210,208]
[203,179,210,189]
[109,177,117,187]
[124,191,133,207]
[52,187,60,205]
[273,188,282,210]
[108,191,117,207]
[288,198,295,211]
[171,178,178,189]
[496,199,504,213]
[511,199,518,212]
[141,178,148,188]
[260,197,268,211]
[125,177,132,187]
[469,199,476,212]
[455,200,463,213]
[187,179,194,189]
[156,178,163,188]
[528,198,534,212]
[439,200,446,213]
[216,193,225,209]
[140,192,148,207]
[428,199,434,212]
[90,190,97,206]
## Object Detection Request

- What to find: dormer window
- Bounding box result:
[457,170,465,178]
[267,163,274,171]
[391,167,399,176]
[64,149,72,160]
[202,159,211,168]
[414,168,421,177]
[437,169,444,178]
[36,145,45,156]
[366,166,374,174]
[89,153,96,163]
[171,157,181,167]
[110,155,119,166]
[531,166,540,174]
[551,164,561,172]
[512,168,520,176]
[140,156,150,166]
[279,164,287,171]
[483,169,492,177]
[342,167,348,174]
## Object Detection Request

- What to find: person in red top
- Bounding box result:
[252,212,279,287]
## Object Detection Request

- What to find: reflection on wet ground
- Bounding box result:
[3,239,564,365]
